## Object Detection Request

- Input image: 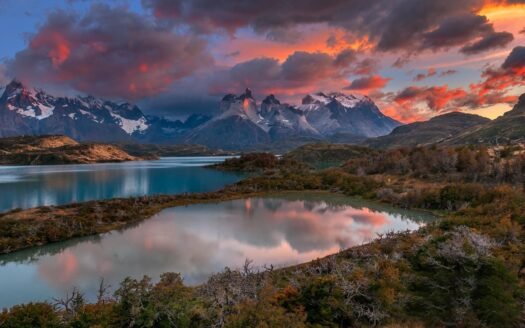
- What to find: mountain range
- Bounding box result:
[0,80,400,150]
[3,79,522,151]
[0,80,198,144]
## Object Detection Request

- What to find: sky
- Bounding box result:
[0,0,524,122]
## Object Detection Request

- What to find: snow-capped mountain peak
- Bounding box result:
[262,94,280,105]
[0,80,151,135]
[301,91,369,110]
[1,80,56,120]
[0,82,402,148]
[302,92,331,105]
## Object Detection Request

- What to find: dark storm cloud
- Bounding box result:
[208,49,370,94]
[502,46,525,69]
[334,49,358,67]
[230,58,281,85]
[281,52,337,81]
[143,0,513,55]
[7,4,212,100]
[421,13,492,49]
[460,31,514,55]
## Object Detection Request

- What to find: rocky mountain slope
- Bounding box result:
[298,92,400,137]
[448,94,525,145]
[0,80,201,144]
[185,89,401,149]
[0,135,145,165]
[366,112,490,149]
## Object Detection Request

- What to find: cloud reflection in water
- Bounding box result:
[0,193,435,308]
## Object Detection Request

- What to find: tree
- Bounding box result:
[0,303,62,328]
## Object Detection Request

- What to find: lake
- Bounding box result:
[0,157,243,213]
[0,192,436,308]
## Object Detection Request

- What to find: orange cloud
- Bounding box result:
[394,85,468,111]
[38,250,79,286]
[30,31,71,68]
[345,75,391,92]
[9,4,212,100]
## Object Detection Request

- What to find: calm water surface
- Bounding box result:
[0,193,435,308]
[0,157,242,213]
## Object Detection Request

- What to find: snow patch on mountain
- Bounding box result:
[35,103,55,119]
[110,112,149,134]
[332,94,361,109]
[310,93,331,105]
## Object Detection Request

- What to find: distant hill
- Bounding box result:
[366,112,490,149]
[0,135,145,165]
[448,94,525,145]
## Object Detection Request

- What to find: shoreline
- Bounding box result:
[0,189,264,254]
[0,181,441,255]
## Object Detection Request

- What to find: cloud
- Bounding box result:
[6,4,212,100]
[352,58,379,75]
[414,68,459,81]
[208,49,362,95]
[142,0,513,56]
[472,46,525,102]
[281,52,338,81]
[383,46,525,120]
[421,13,493,50]
[224,51,241,58]
[393,85,469,112]
[345,75,391,91]
[460,31,514,54]
[420,12,514,55]
[414,68,437,81]
[334,48,357,67]
[439,69,458,77]
[231,58,281,82]
[502,46,525,69]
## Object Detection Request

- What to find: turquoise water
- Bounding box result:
[0,193,435,308]
[0,157,243,213]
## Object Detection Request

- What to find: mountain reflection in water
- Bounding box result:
[0,193,435,308]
